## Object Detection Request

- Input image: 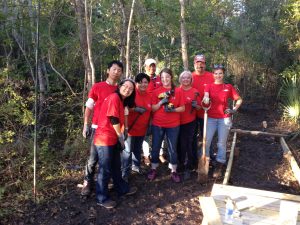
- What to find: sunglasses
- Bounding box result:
[213,64,225,69]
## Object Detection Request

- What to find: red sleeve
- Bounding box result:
[106,94,121,119]
[229,85,240,100]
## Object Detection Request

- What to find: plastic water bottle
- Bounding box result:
[225,198,234,224]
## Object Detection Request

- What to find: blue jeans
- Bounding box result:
[84,128,97,182]
[151,125,179,165]
[205,117,232,164]
[95,145,129,203]
[121,136,144,178]
[178,120,197,170]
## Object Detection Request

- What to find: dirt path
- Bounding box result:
[11,102,300,225]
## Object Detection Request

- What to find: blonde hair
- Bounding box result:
[179,70,193,84]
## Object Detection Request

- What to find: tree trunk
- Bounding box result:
[125,0,136,78]
[179,0,189,70]
[73,0,94,91]
[118,0,127,64]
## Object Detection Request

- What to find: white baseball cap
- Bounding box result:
[144,58,156,66]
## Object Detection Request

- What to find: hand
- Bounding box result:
[191,100,198,108]
[159,98,169,106]
[118,133,125,150]
[224,108,236,114]
[82,124,90,138]
[164,106,175,113]
[202,97,210,104]
[134,106,146,114]
[124,128,128,140]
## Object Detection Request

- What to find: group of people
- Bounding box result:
[80,54,242,209]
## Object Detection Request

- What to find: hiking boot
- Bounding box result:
[132,166,145,175]
[81,180,91,196]
[171,172,181,183]
[183,170,191,180]
[213,162,224,178]
[125,186,138,196]
[159,155,167,164]
[147,169,157,181]
[144,156,151,166]
[97,199,117,209]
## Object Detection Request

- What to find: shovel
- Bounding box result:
[197,101,211,183]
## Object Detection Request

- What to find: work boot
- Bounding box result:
[97,199,117,209]
[213,162,224,178]
[81,180,92,196]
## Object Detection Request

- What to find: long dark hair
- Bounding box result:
[116,79,136,108]
[159,68,176,95]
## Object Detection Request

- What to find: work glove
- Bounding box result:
[159,98,169,106]
[124,128,128,140]
[224,108,236,114]
[191,100,198,108]
[118,133,125,150]
[82,124,91,139]
[134,106,146,114]
[202,96,210,105]
[164,106,176,113]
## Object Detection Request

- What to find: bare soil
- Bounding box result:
[6,101,300,225]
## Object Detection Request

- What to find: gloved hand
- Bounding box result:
[164,106,175,113]
[224,108,236,114]
[124,128,128,140]
[82,124,90,138]
[159,98,169,106]
[134,106,146,114]
[202,96,210,104]
[118,133,125,150]
[191,100,198,108]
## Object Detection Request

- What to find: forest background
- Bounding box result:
[0,0,299,220]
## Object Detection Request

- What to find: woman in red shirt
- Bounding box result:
[148,68,185,183]
[202,64,242,178]
[94,79,137,209]
[177,71,201,179]
[121,73,152,181]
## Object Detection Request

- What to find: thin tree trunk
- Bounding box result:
[138,29,141,73]
[125,0,136,78]
[118,0,127,64]
[179,0,189,70]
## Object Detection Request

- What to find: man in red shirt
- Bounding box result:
[191,54,214,168]
[81,60,123,196]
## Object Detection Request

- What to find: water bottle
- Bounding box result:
[224,198,234,224]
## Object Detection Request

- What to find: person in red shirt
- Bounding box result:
[94,79,137,209]
[202,64,242,178]
[148,68,185,183]
[81,60,123,196]
[121,73,152,181]
[191,54,215,167]
[142,58,166,165]
[177,70,201,179]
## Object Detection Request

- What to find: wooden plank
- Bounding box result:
[231,129,288,137]
[280,137,300,186]
[223,132,237,185]
[280,200,298,225]
[212,184,300,203]
[199,197,223,225]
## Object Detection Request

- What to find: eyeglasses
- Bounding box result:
[213,64,225,69]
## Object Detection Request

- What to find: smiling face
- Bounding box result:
[213,68,224,84]
[160,72,172,88]
[194,61,206,74]
[120,81,134,98]
[136,78,149,92]
[145,63,156,77]
[180,72,192,87]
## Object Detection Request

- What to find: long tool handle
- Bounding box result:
[202,108,208,159]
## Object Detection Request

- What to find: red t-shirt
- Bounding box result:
[179,87,200,125]
[88,81,118,126]
[128,89,152,136]
[152,87,185,128]
[147,75,162,94]
[192,71,214,118]
[204,83,240,119]
[94,93,124,146]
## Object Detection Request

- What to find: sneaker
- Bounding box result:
[81,180,91,196]
[97,199,117,209]
[147,169,157,181]
[213,162,224,178]
[132,166,145,175]
[159,155,167,164]
[144,156,151,166]
[125,186,138,196]
[171,172,181,183]
[122,176,129,183]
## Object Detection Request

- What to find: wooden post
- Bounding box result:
[223,132,237,185]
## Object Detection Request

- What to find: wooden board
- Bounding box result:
[231,129,287,137]
[210,184,300,225]
[199,197,223,225]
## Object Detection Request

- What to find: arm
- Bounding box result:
[82,98,95,138]
[233,97,243,111]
